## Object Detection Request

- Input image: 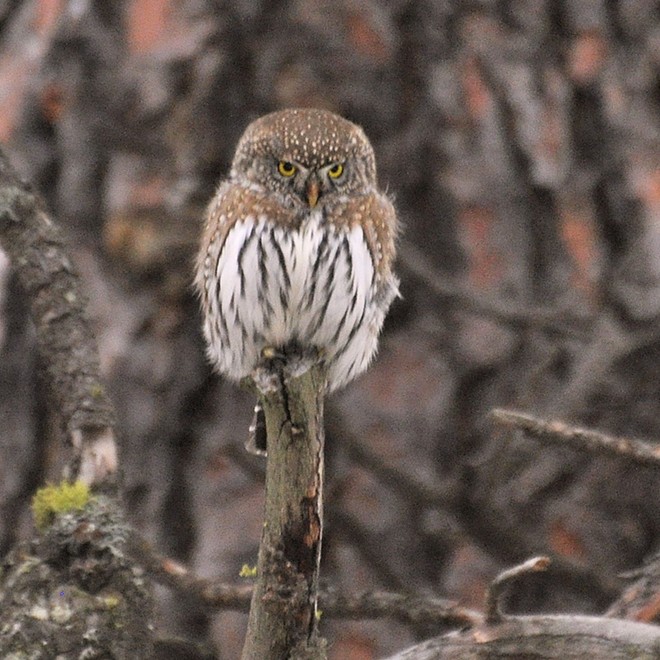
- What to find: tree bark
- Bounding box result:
[242,358,327,659]
[0,497,155,659]
[0,147,117,487]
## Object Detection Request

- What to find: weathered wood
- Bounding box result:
[242,357,327,659]
[385,614,660,659]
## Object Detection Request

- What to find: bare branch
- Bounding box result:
[485,556,551,624]
[242,356,327,659]
[0,147,117,486]
[386,612,660,659]
[132,536,660,658]
[130,532,482,628]
[606,551,660,623]
[491,408,660,468]
[386,558,660,659]
[128,532,253,610]
[320,589,482,629]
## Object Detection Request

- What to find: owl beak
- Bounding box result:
[306,180,320,208]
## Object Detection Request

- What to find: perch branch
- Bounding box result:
[0,147,117,487]
[491,408,660,468]
[241,355,328,659]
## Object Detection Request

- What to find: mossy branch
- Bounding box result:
[31,480,93,530]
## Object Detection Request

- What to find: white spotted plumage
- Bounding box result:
[195,108,398,395]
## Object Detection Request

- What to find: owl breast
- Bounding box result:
[201,208,386,391]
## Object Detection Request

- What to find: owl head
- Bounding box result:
[230,108,377,208]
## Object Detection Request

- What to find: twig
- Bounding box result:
[321,589,482,629]
[0,147,117,487]
[485,556,551,624]
[491,408,660,468]
[128,532,253,609]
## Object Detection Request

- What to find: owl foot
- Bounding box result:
[259,343,322,372]
[261,345,285,361]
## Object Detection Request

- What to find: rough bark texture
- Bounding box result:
[0,147,117,486]
[0,1,658,658]
[0,497,154,659]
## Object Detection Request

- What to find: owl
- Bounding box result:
[195,108,398,428]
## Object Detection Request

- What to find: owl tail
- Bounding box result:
[245,400,267,455]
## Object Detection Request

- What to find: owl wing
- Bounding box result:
[333,190,399,307]
[195,181,304,380]
[194,181,298,304]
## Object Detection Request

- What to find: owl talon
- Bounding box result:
[261,346,285,361]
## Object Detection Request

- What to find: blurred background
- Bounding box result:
[0,1,659,657]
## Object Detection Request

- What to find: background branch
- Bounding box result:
[0,496,154,657]
[0,147,117,486]
[0,148,150,658]
[386,612,660,660]
[606,551,660,623]
[1,2,659,657]
[130,533,483,628]
[491,408,660,469]
[386,557,660,660]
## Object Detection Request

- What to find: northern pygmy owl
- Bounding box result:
[195,108,398,420]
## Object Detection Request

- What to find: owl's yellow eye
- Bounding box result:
[277,161,296,177]
[328,163,344,179]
